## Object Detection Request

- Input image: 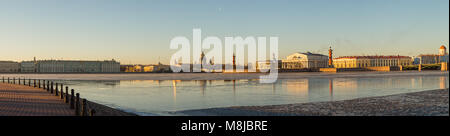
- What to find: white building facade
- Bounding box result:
[36,60,120,73]
[281,52,329,69]
[0,61,20,73]
[20,61,37,72]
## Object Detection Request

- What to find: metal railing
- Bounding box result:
[1,76,96,116]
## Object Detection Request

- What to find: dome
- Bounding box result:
[440,45,446,49]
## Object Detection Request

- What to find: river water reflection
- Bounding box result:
[53,75,448,115]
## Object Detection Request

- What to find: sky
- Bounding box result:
[0,0,448,64]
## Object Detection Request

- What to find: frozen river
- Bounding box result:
[1,71,448,115]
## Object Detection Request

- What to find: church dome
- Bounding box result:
[440,45,446,49]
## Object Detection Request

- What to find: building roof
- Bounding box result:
[334,55,411,59]
[418,54,443,57]
[440,45,447,49]
[36,60,119,63]
[294,52,327,57]
[0,61,19,63]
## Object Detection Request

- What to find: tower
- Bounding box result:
[200,51,205,63]
[328,46,333,67]
[33,57,37,72]
[232,53,236,72]
[200,51,205,71]
[439,45,447,56]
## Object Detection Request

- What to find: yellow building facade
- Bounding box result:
[121,64,169,72]
[333,56,411,68]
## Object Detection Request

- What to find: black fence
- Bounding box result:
[1,76,96,116]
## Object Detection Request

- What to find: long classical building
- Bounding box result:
[120,63,171,72]
[19,60,120,73]
[333,55,411,68]
[37,60,120,73]
[20,61,37,72]
[0,61,20,73]
[417,45,448,64]
[281,52,329,69]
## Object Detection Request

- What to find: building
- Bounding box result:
[142,65,154,72]
[439,45,447,56]
[121,65,150,72]
[333,55,411,68]
[412,57,421,65]
[20,57,38,72]
[418,45,449,64]
[120,65,135,72]
[121,63,170,72]
[36,60,120,73]
[439,45,448,63]
[256,60,282,70]
[0,61,20,73]
[281,52,329,69]
[417,55,441,64]
[101,60,121,72]
[153,63,171,72]
[20,61,37,72]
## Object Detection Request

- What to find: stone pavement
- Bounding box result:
[0,83,74,116]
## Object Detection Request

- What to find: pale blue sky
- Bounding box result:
[0,0,448,64]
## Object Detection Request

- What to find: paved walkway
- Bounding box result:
[0,83,74,116]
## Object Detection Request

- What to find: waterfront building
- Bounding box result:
[101,60,121,72]
[0,61,20,73]
[418,45,449,64]
[153,63,171,72]
[439,45,448,56]
[20,61,37,72]
[37,60,120,73]
[120,65,134,72]
[280,52,329,69]
[412,57,421,65]
[256,60,282,70]
[20,57,37,72]
[142,65,154,72]
[333,55,411,68]
[132,65,143,72]
[418,55,442,64]
[439,45,448,63]
[121,63,170,72]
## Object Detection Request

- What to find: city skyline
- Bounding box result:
[0,0,449,64]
